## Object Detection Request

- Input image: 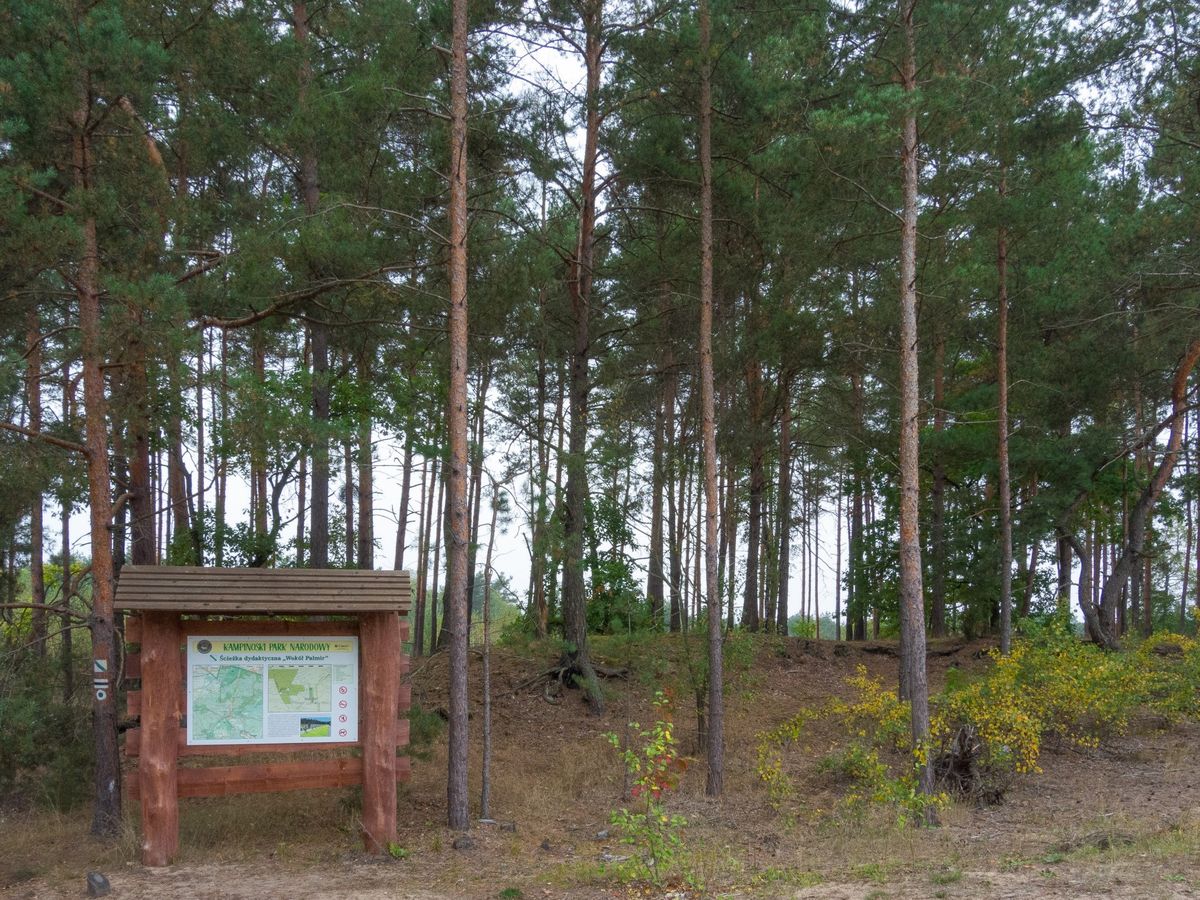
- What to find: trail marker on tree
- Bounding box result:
[115,566,411,866]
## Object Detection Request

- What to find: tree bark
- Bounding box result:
[997,174,1013,653]
[742,348,764,631]
[395,428,413,570]
[26,309,47,654]
[295,0,329,570]
[700,11,725,762]
[445,0,471,829]
[560,0,605,713]
[648,371,666,627]
[897,0,933,801]
[480,490,498,820]
[776,379,792,635]
[74,88,122,835]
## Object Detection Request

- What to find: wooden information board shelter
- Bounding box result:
[115,566,411,866]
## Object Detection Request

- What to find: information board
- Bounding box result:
[185,636,359,746]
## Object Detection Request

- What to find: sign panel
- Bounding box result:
[185,636,359,745]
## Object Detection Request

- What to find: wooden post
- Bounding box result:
[358,610,400,853]
[139,611,181,866]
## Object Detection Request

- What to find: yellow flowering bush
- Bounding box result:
[1135,633,1200,721]
[756,624,1200,818]
[756,667,946,824]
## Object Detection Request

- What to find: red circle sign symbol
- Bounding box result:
[338,699,348,708]
[338,728,348,737]
[339,685,348,695]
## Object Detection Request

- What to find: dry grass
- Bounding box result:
[4,634,1199,898]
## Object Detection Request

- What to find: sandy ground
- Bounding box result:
[4,635,1199,898]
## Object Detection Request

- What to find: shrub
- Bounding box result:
[604,691,691,886]
[756,624,1200,819]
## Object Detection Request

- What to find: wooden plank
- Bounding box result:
[359,610,400,853]
[125,652,141,680]
[118,600,407,612]
[127,756,410,799]
[128,758,363,799]
[119,565,411,577]
[125,616,142,643]
[117,584,410,596]
[397,683,412,709]
[179,620,359,636]
[139,612,181,867]
[127,689,142,718]
[125,721,411,758]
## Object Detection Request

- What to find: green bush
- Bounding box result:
[0,653,93,810]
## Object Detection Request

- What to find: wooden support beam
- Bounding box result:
[139,612,181,866]
[178,619,359,636]
[126,757,403,799]
[358,610,401,853]
[124,720,411,758]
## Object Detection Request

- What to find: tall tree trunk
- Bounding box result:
[560,0,604,712]
[196,330,206,560]
[166,357,191,561]
[530,329,550,638]
[850,370,867,641]
[296,331,309,566]
[26,310,47,654]
[215,329,229,567]
[1093,339,1200,649]
[358,412,374,569]
[295,0,329,570]
[61,440,73,708]
[897,0,933,801]
[127,322,154,566]
[465,364,490,634]
[74,90,121,835]
[997,174,1013,654]
[698,2,724,782]
[479,490,498,820]
[430,465,445,648]
[742,352,764,631]
[835,485,843,640]
[414,458,433,656]
[725,460,737,630]
[1182,409,1192,631]
[666,360,682,632]
[253,335,269,543]
[445,0,471,829]
[648,378,666,627]
[395,429,413,570]
[345,435,356,567]
[776,381,792,635]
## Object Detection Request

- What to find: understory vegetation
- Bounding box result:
[757,622,1200,827]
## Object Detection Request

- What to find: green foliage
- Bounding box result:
[604,691,691,886]
[0,653,93,810]
[759,625,1200,823]
[405,704,445,762]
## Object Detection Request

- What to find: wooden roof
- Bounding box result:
[114,566,411,614]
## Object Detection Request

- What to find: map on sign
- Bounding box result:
[191,664,265,741]
[186,636,358,746]
[268,665,332,713]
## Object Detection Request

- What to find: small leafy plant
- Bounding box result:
[604,691,690,886]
